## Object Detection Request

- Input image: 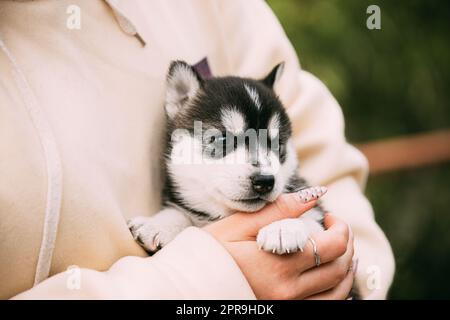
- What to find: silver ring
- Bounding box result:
[308,237,321,267]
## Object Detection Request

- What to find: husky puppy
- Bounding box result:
[128,61,326,255]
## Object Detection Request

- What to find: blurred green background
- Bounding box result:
[267,0,450,299]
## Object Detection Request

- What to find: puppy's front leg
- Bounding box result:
[128,208,192,254]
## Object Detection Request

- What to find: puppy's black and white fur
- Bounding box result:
[128,60,327,255]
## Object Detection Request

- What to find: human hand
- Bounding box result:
[204,190,356,299]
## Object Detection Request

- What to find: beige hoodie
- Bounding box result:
[0,0,394,299]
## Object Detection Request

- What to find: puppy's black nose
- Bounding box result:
[251,174,275,194]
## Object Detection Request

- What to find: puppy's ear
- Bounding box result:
[165,60,203,119]
[261,62,285,89]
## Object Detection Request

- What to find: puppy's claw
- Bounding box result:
[257,218,311,255]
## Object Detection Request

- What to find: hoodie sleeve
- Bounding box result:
[13,227,255,299]
[216,0,395,299]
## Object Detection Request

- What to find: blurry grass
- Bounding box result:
[367,163,450,299]
[267,0,450,298]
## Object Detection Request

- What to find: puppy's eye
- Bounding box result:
[208,134,226,145]
[205,132,235,159]
[215,136,227,144]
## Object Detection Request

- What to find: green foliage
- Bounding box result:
[267,0,450,298]
[268,0,450,142]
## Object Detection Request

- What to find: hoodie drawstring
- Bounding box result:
[0,0,145,286]
[104,0,146,46]
[0,37,63,286]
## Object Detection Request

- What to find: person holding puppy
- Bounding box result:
[0,0,394,299]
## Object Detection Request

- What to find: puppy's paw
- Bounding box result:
[127,216,178,254]
[256,218,310,255]
[127,216,149,234]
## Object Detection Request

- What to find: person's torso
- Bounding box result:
[0,0,232,298]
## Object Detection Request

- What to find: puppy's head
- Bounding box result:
[164,60,298,218]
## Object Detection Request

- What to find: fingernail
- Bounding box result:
[298,186,327,203]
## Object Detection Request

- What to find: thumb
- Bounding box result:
[205,186,327,241]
